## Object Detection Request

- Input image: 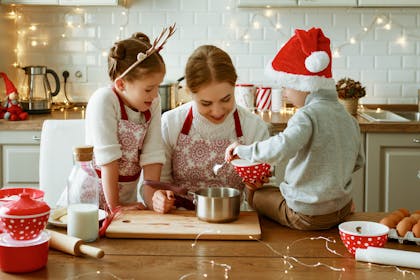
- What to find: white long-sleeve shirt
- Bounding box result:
[160,102,270,183]
[85,86,165,167]
[235,89,365,216]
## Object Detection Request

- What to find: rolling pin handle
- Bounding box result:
[78,244,105,259]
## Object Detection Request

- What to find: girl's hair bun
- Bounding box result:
[131,32,151,45]
[110,42,126,60]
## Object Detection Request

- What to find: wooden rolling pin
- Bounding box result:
[47,230,105,259]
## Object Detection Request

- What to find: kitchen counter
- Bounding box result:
[1,212,419,279]
[2,105,420,133]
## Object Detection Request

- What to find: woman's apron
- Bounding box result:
[94,88,151,209]
[172,106,244,201]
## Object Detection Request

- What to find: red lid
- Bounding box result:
[0,193,50,216]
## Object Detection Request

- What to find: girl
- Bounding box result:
[142,45,270,213]
[85,27,175,212]
[225,28,364,230]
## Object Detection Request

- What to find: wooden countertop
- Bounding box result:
[1,212,418,279]
[2,105,420,133]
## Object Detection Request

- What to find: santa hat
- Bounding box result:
[0,72,18,95]
[265,27,336,92]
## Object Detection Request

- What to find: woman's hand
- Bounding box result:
[225,141,241,163]
[152,190,175,213]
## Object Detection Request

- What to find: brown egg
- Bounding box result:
[412,221,420,238]
[388,213,404,224]
[380,216,399,228]
[414,210,420,215]
[396,208,410,217]
[396,217,416,237]
[410,213,420,222]
[391,211,405,220]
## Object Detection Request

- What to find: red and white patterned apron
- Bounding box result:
[172,106,244,200]
[94,88,151,209]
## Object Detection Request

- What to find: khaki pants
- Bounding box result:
[253,187,353,230]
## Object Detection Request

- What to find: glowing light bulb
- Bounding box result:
[31,40,38,47]
[122,11,126,15]
[101,51,108,57]
[67,21,73,28]
[363,27,368,32]
[61,33,66,38]
[275,23,282,29]
[384,23,391,30]
[350,37,356,44]
[376,17,384,24]
[264,9,273,17]
[29,25,37,31]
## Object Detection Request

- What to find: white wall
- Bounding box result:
[1,0,420,104]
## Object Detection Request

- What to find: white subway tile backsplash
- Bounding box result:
[7,3,420,104]
[389,70,416,83]
[402,56,420,68]
[361,70,387,82]
[361,41,388,56]
[375,56,401,69]
[348,56,374,69]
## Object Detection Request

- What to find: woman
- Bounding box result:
[142,45,270,213]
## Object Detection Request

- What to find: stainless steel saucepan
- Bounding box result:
[189,187,241,223]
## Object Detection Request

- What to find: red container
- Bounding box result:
[0,230,50,273]
[231,159,271,184]
[0,188,44,203]
[0,193,50,240]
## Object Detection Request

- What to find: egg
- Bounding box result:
[396,208,410,217]
[380,215,399,228]
[390,210,405,220]
[410,213,420,222]
[414,210,420,215]
[412,221,420,238]
[396,217,416,237]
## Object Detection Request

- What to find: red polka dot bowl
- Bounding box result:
[338,221,389,256]
[230,159,271,184]
[0,193,50,241]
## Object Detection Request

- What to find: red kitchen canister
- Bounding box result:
[0,193,50,240]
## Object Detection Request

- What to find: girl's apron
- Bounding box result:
[172,106,244,200]
[95,88,151,209]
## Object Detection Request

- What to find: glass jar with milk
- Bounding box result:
[67,146,100,242]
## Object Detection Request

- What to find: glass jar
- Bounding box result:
[67,146,100,242]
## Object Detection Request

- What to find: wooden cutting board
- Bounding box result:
[105,210,261,240]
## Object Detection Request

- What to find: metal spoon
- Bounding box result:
[212,161,227,176]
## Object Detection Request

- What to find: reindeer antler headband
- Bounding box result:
[116,23,176,81]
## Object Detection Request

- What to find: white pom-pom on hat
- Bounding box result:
[305,51,330,73]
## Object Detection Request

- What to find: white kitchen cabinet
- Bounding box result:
[1,0,58,4]
[298,0,356,6]
[59,0,119,6]
[0,130,41,189]
[358,0,420,7]
[237,0,297,8]
[365,133,420,212]
[1,0,120,5]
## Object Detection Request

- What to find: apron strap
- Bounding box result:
[180,106,193,135]
[112,87,128,120]
[233,109,243,137]
[180,106,243,137]
[113,87,152,122]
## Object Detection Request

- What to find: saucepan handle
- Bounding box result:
[188,191,197,205]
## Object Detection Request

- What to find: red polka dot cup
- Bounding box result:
[338,221,389,256]
[230,159,271,184]
[0,193,50,240]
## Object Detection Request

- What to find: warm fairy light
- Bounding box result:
[253,21,260,29]
[122,11,126,16]
[333,48,341,58]
[226,5,231,11]
[120,26,124,31]
[266,5,271,8]
[376,108,382,113]
[67,21,73,28]
[42,41,48,46]
[376,17,384,24]
[102,51,108,57]
[29,25,37,31]
[61,33,66,38]
[264,9,273,17]
[31,40,38,47]
[350,37,356,44]
[384,23,391,30]
[243,34,250,40]
[396,36,406,46]
[275,23,281,29]
[12,62,19,68]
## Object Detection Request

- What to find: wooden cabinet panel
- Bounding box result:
[365,133,420,212]
[358,0,420,7]
[299,0,356,6]
[2,145,39,187]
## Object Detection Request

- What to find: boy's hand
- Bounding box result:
[243,173,272,191]
[225,141,241,162]
[152,190,175,213]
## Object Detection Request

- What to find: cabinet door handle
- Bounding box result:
[32,136,41,141]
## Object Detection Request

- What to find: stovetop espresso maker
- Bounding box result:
[20,65,60,114]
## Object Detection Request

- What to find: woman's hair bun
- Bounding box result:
[110,42,126,60]
[131,32,151,44]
